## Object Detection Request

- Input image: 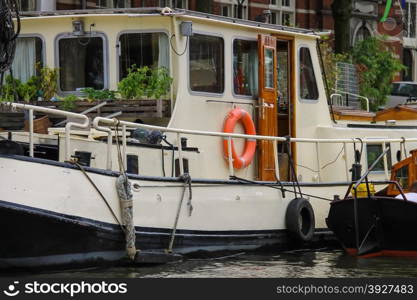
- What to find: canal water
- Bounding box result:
[24,249,417,278]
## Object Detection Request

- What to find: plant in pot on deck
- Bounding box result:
[118,66,172,100]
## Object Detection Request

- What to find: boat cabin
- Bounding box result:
[387,149,417,196]
[4,8,417,186]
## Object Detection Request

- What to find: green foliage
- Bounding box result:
[0,75,38,102]
[38,64,59,101]
[81,88,117,101]
[118,66,172,100]
[18,76,38,102]
[351,37,406,111]
[319,37,350,93]
[59,94,79,111]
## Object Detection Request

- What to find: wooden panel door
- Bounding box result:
[258,34,278,181]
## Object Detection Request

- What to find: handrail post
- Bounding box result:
[227,136,234,177]
[29,109,34,157]
[343,142,349,181]
[273,140,280,181]
[382,142,389,180]
[315,142,321,182]
[122,124,127,170]
[177,133,184,176]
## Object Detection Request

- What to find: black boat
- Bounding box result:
[327,149,417,258]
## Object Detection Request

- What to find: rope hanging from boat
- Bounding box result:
[0,0,20,74]
[115,121,137,261]
[167,173,193,253]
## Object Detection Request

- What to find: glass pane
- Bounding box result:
[397,165,409,189]
[367,144,392,171]
[19,0,37,11]
[233,39,258,97]
[59,37,104,91]
[277,41,289,108]
[119,32,169,80]
[264,48,274,89]
[299,47,319,100]
[11,37,43,83]
[189,34,224,93]
[57,0,83,9]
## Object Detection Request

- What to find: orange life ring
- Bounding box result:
[222,107,256,169]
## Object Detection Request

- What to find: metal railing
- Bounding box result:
[2,103,415,183]
[331,90,370,112]
[93,117,417,181]
[5,103,89,160]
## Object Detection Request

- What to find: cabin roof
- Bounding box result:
[17,8,318,38]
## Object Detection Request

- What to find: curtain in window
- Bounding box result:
[158,34,169,69]
[11,38,36,83]
[248,47,258,96]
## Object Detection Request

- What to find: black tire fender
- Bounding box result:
[285,198,315,243]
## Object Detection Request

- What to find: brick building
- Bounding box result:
[18,0,413,79]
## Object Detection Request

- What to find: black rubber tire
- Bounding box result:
[285,198,315,243]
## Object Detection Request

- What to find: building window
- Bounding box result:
[233,39,258,97]
[406,1,417,38]
[367,144,392,172]
[189,34,224,94]
[119,32,169,80]
[299,47,318,100]
[270,0,276,5]
[233,4,247,19]
[127,154,139,174]
[58,36,106,92]
[403,48,413,81]
[221,5,230,17]
[11,37,43,83]
[282,12,291,26]
[282,0,290,7]
[270,12,278,24]
[173,0,187,9]
[18,0,37,11]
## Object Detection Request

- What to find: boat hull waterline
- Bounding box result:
[0,155,334,269]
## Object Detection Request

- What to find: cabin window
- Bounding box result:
[18,0,37,11]
[58,36,106,92]
[395,165,409,189]
[10,37,43,83]
[299,47,319,100]
[233,39,258,97]
[118,32,169,80]
[57,0,130,9]
[189,34,224,94]
[366,144,392,172]
[127,154,139,175]
[264,48,275,89]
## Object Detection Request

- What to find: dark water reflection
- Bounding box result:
[28,250,417,278]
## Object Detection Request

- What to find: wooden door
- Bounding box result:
[258,34,278,181]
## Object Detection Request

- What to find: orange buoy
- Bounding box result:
[222,107,256,169]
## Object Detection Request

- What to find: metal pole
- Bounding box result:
[122,124,127,170]
[29,109,34,157]
[227,137,234,177]
[178,133,184,175]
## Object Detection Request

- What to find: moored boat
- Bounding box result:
[3,8,417,269]
[327,149,417,258]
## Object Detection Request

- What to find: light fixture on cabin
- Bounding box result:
[72,20,85,36]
